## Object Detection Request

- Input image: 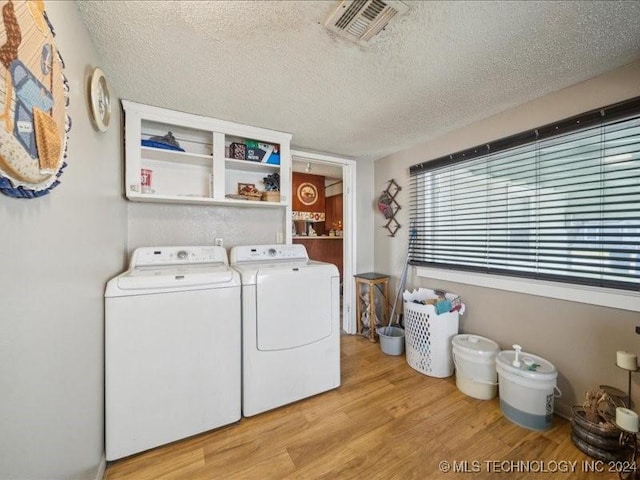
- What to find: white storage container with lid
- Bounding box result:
[496,346,560,431]
[452,334,500,400]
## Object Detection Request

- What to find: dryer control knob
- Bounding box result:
[177,250,188,260]
[267,248,277,257]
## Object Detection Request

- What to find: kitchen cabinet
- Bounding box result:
[292,237,343,277]
[122,100,291,207]
[325,193,343,232]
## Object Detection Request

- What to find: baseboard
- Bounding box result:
[555,400,572,421]
[95,454,106,480]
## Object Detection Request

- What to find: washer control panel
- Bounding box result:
[130,246,229,267]
[230,244,309,264]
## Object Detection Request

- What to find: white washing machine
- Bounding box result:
[230,244,340,417]
[104,246,241,461]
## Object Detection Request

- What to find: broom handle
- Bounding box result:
[387,260,407,327]
[387,227,416,327]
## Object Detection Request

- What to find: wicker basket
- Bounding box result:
[262,191,280,202]
[570,406,628,462]
[242,191,262,201]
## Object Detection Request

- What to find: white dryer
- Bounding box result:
[104,246,241,461]
[230,244,341,417]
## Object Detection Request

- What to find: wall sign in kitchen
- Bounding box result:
[292,211,326,222]
[0,0,71,199]
[297,182,318,206]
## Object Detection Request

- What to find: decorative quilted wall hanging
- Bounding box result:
[0,0,71,199]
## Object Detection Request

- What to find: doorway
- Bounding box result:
[289,149,357,334]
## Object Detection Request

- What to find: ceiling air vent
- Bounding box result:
[324,0,408,46]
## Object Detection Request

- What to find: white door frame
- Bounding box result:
[289,149,357,334]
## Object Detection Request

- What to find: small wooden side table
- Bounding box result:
[354,272,389,342]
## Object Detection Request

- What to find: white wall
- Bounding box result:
[325,180,342,198]
[0,2,125,479]
[127,203,285,251]
[355,160,375,273]
[374,60,640,416]
[372,173,411,300]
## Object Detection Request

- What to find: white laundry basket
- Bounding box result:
[496,349,560,431]
[452,334,499,400]
[403,289,461,378]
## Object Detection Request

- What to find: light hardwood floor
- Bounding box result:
[105,334,616,479]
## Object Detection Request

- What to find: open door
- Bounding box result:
[289,149,357,334]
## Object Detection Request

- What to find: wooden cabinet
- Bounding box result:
[325,193,343,231]
[122,100,291,207]
[292,237,343,277]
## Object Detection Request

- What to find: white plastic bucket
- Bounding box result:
[377,326,405,356]
[452,334,499,400]
[496,350,560,431]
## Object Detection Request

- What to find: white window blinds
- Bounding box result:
[409,97,640,291]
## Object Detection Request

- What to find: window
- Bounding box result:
[409,97,640,292]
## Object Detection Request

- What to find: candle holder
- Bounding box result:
[616,363,639,408]
[612,357,640,479]
[614,424,638,480]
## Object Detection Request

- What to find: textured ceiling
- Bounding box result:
[75,1,640,162]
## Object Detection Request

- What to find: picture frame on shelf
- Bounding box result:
[237,183,261,200]
[238,183,256,194]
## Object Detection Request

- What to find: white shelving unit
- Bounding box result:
[122,100,291,207]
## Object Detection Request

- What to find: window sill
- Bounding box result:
[415,267,640,312]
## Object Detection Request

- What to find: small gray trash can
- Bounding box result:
[377,326,405,356]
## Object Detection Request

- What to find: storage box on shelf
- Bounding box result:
[122,100,291,207]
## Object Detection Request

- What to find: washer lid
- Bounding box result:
[117,263,233,290]
[254,265,334,351]
[497,350,557,380]
[452,334,499,356]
